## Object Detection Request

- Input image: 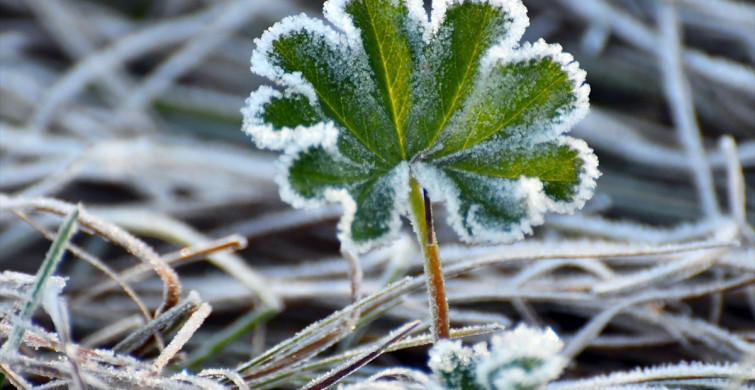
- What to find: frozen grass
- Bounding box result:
[0,0,753,388]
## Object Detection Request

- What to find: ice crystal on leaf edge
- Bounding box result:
[426,324,566,390]
[241,0,599,253]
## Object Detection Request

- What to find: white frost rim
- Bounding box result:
[248,0,594,249]
[277,145,411,253]
[482,39,591,140]
[543,136,601,214]
[412,136,599,244]
[252,13,348,103]
[340,161,411,254]
[411,161,541,244]
[241,86,339,152]
[324,0,527,46]
[429,0,528,44]
[477,325,566,389]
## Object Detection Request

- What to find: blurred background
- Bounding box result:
[1,0,754,387]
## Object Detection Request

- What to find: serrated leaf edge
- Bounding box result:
[545,136,600,213]
[241,86,339,152]
[276,143,412,253]
[428,0,528,44]
[426,39,592,158]
[412,136,599,244]
[251,14,344,104]
[324,0,426,46]
[247,0,596,251]
[480,39,591,144]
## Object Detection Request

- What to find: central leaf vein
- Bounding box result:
[276,40,391,166]
[362,1,408,159]
[426,7,492,151]
[462,71,569,150]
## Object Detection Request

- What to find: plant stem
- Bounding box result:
[408,177,450,341]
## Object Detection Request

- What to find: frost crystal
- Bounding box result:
[242,0,598,252]
[476,324,566,390]
[426,325,565,390]
[428,339,489,390]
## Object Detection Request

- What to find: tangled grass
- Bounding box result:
[1,0,753,388]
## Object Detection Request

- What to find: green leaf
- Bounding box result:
[243,0,599,252]
[340,0,417,159]
[431,54,578,158]
[429,340,485,390]
[262,91,323,130]
[407,1,521,156]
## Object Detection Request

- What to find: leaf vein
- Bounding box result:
[426,7,493,151]
[462,70,569,150]
[362,1,408,159]
[275,39,391,165]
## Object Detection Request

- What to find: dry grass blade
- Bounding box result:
[237,278,416,382]
[11,209,154,323]
[80,233,246,303]
[0,195,181,315]
[114,292,202,354]
[301,320,421,390]
[1,0,752,388]
[153,295,212,371]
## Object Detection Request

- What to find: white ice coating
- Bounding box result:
[427,325,565,390]
[323,0,359,45]
[428,340,469,377]
[545,136,601,214]
[480,39,591,143]
[412,136,599,245]
[428,339,491,383]
[245,0,596,251]
[412,162,544,244]
[251,13,347,102]
[411,34,596,245]
[241,86,339,152]
[276,143,345,212]
[325,0,529,47]
[429,0,528,44]
[277,143,411,253]
[338,161,411,254]
[476,324,566,390]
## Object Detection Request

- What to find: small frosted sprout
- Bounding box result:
[243,0,598,340]
[427,325,565,390]
[428,339,488,390]
[476,325,566,390]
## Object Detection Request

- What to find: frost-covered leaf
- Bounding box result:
[428,339,487,390]
[243,0,598,252]
[426,325,565,390]
[475,324,566,390]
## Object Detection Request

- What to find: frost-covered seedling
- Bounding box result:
[427,325,565,390]
[428,339,489,390]
[243,0,598,339]
[475,325,566,390]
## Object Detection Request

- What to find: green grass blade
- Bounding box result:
[3,205,80,351]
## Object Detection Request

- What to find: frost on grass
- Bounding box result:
[242,0,597,252]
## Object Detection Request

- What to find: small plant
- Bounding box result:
[243,0,598,340]
[428,324,566,390]
[336,324,567,390]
